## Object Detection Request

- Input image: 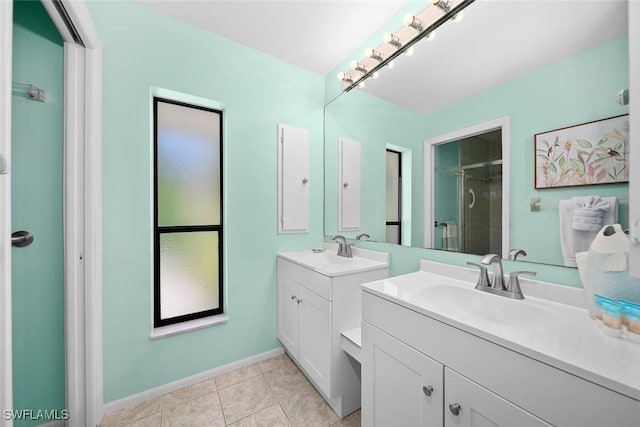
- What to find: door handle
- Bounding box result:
[11,230,34,247]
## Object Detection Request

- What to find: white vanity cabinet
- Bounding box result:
[362,286,640,427]
[277,249,389,418]
[362,322,444,426]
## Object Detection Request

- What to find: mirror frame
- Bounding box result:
[424,116,510,257]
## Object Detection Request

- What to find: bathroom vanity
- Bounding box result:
[277,243,389,418]
[362,261,640,426]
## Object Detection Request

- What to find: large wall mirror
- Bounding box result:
[324,0,630,267]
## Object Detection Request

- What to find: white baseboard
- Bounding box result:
[103,347,284,415]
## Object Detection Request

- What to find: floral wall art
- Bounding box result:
[534,114,629,189]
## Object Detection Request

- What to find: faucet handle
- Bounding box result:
[467,262,490,288]
[506,271,536,299]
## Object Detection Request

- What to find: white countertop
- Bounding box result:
[278,243,389,277]
[362,260,640,401]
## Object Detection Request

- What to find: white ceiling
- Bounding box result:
[137,0,410,75]
[137,0,628,114]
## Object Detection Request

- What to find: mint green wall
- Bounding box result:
[324,91,423,242]
[11,1,65,425]
[87,1,325,402]
[421,36,629,266]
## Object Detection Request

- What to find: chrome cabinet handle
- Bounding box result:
[343,182,349,188]
[296,299,302,304]
[302,177,309,184]
[290,295,296,300]
[422,385,434,396]
[449,403,461,416]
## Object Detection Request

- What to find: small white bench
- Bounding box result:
[341,327,362,363]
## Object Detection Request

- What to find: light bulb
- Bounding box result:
[403,14,415,26]
[404,14,424,31]
[350,60,359,70]
[365,48,374,57]
[337,71,346,81]
[452,11,464,23]
[373,71,380,79]
[426,31,436,42]
[358,81,366,88]
[388,60,395,69]
[406,46,415,57]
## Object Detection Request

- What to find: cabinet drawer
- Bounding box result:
[278,257,332,300]
[363,292,640,427]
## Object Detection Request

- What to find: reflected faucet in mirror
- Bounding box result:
[356,233,370,240]
[508,249,527,261]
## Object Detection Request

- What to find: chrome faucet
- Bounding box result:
[480,254,505,290]
[508,248,527,260]
[468,254,537,300]
[331,235,353,258]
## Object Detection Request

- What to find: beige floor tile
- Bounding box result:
[257,353,297,373]
[215,363,262,389]
[280,390,339,427]
[330,409,361,427]
[100,396,163,427]
[123,413,162,427]
[263,367,314,401]
[219,375,277,424]
[228,404,291,427]
[162,392,225,427]
[162,378,217,409]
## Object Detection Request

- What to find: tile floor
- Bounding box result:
[99,353,361,427]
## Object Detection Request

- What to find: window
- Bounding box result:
[385,149,402,244]
[153,97,223,327]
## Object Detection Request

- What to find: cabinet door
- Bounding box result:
[444,368,551,427]
[362,322,444,427]
[277,276,299,358]
[277,123,309,233]
[298,285,331,396]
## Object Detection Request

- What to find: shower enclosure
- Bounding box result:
[434,129,502,255]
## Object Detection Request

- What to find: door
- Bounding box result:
[297,285,331,396]
[362,322,444,427]
[10,2,66,425]
[277,276,299,357]
[444,368,550,427]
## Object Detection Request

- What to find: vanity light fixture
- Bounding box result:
[337,0,476,92]
[404,14,425,32]
[365,48,384,62]
[350,60,368,74]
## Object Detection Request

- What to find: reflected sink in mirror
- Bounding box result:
[418,285,552,327]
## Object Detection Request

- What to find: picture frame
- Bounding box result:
[534,114,629,189]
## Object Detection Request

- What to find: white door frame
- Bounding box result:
[423,116,510,258]
[0,1,103,426]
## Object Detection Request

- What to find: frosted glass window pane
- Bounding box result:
[157,101,221,226]
[159,232,219,320]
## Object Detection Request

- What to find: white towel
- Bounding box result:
[442,221,459,252]
[571,196,610,231]
[560,197,618,267]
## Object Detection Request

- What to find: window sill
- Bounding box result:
[151,314,228,340]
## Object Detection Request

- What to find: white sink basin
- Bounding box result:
[278,245,389,277]
[418,285,552,327]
